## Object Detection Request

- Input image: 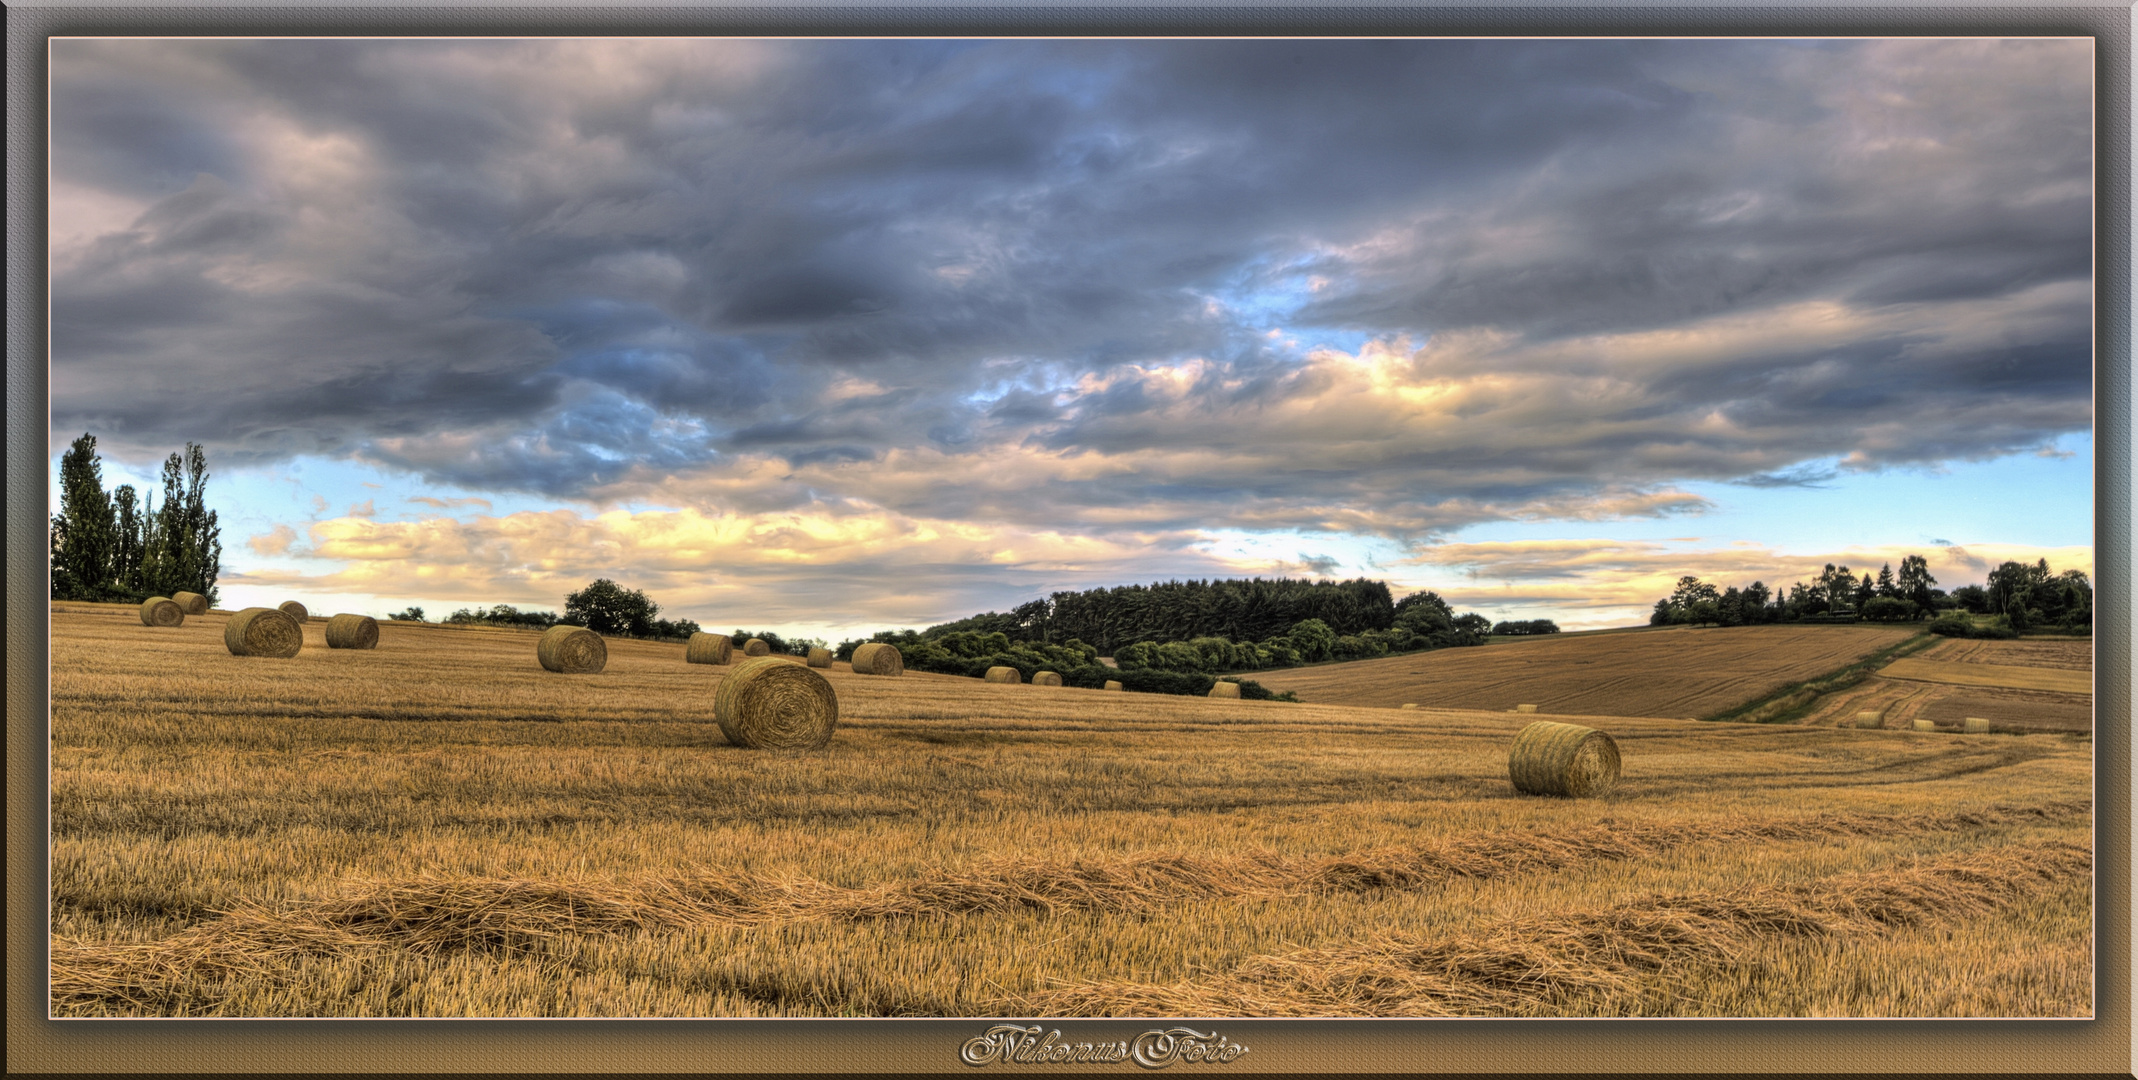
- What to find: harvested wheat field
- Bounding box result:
[49,602,2091,1018]
[1797,635,2093,734]
[1250,624,1919,719]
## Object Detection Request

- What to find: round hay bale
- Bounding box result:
[1103,680,1123,691]
[171,591,209,615]
[743,638,771,657]
[537,625,607,674]
[1032,670,1063,687]
[983,665,1022,684]
[139,596,184,627]
[1508,720,1621,798]
[807,647,833,668]
[1854,710,1885,729]
[1208,680,1241,699]
[686,632,733,666]
[1911,718,1938,732]
[1513,703,1539,713]
[224,607,303,658]
[851,642,904,677]
[1962,716,1991,734]
[325,613,379,650]
[278,600,309,622]
[713,656,839,749]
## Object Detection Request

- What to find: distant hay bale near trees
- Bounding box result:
[1103,680,1123,691]
[325,614,378,650]
[850,642,904,676]
[139,597,183,627]
[686,632,733,665]
[1032,670,1063,687]
[984,665,1021,684]
[224,607,302,658]
[743,638,771,657]
[807,647,833,668]
[172,591,208,616]
[1208,680,1241,699]
[1508,720,1620,798]
[538,625,607,674]
[278,600,309,622]
[713,656,839,750]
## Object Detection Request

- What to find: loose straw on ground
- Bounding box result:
[224,607,303,658]
[538,625,606,674]
[713,656,840,749]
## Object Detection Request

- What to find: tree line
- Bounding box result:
[1649,554,2090,634]
[925,576,1405,654]
[435,579,703,642]
[50,433,223,606]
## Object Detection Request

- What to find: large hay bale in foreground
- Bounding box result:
[1513,703,1539,713]
[1854,711,1885,729]
[743,638,770,657]
[1103,680,1123,691]
[1208,680,1241,699]
[1911,718,1938,732]
[807,647,833,668]
[1508,720,1620,798]
[1032,670,1063,687]
[171,591,209,616]
[537,625,607,674]
[850,642,904,676]
[984,666,1021,684]
[325,613,379,650]
[139,597,184,627]
[1962,716,1991,734]
[686,632,733,666]
[224,607,303,658]
[278,600,309,623]
[713,656,839,749]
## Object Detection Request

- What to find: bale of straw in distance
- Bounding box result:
[171,591,209,616]
[713,656,839,749]
[139,596,184,627]
[537,625,607,674]
[1103,680,1123,691]
[1508,720,1621,798]
[850,642,904,676]
[686,632,733,666]
[1854,710,1885,729]
[984,665,1022,684]
[1032,670,1063,687]
[743,638,771,657]
[278,600,309,622]
[325,613,379,650]
[1208,680,1241,699]
[1401,703,1420,710]
[807,647,833,668]
[224,607,303,658]
[1962,716,1991,734]
[1513,703,1539,713]
[1911,718,1938,732]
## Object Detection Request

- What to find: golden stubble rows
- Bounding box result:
[49,603,2094,1017]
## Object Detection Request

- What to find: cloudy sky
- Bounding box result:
[50,38,2094,637]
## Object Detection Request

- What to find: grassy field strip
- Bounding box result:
[49,801,2083,1014]
[1879,659,2093,696]
[1705,632,1941,725]
[1025,841,2092,1017]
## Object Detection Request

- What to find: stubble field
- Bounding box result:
[1795,637,2094,733]
[49,603,2092,1018]
[1246,624,1921,718]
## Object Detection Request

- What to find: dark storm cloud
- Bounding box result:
[50,37,2092,535]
